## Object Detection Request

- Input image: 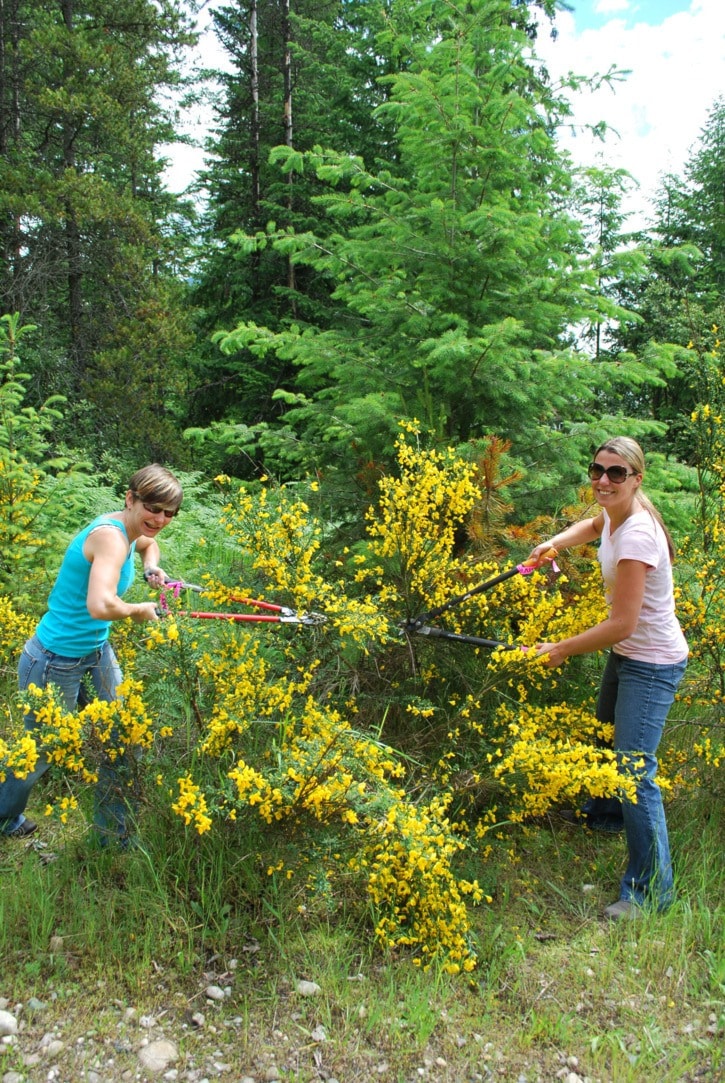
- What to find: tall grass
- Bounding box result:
[1,770,721,1082]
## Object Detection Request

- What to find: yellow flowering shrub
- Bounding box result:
[357,792,483,973]
[0,592,34,667]
[672,328,725,778]
[144,610,480,969]
[2,412,721,968]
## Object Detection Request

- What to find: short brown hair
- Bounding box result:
[128,464,183,512]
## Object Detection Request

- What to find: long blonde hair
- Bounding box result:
[594,437,675,561]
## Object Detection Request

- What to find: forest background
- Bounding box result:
[0,0,723,1080]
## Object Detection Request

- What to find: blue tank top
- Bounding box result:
[36,516,136,656]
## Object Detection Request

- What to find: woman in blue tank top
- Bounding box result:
[0,464,183,846]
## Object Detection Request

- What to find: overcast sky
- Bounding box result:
[164,0,725,230]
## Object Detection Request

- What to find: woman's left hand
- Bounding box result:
[143,566,168,588]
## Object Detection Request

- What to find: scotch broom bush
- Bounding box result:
[2,417,722,968]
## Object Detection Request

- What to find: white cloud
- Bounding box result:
[163,0,725,227]
[536,0,725,228]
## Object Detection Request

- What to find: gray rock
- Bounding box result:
[0,1012,17,1037]
[138,1039,178,1073]
[43,1039,65,1060]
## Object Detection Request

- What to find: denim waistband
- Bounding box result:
[25,633,107,666]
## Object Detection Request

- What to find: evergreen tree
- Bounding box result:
[0,0,197,461]
[573,164,648,360]
[200,0,668,499]
[611,98,725,459]
[188,0,401,434]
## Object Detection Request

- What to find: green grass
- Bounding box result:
[1,777,722,1082]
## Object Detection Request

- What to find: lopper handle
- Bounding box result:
[407,547,558,631]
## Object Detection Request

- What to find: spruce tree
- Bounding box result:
[206,0,662,495]
[0,0,197,461]
[188,0,399,432]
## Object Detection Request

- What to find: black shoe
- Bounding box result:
[557,809,624,834]
[5,819,38,839]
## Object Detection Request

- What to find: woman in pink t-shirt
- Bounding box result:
[526,437,688,921]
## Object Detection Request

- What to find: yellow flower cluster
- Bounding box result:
[172,775,212,834]
[365,424,480,617]
[44,794,79,824]
[0,729,39,783]
[215,483,391,651]
[196,635,314,756]
[13,678,156,785]
[356,793,482,973]
[0,593,34,667]
[222,485,322,608]
[490,702,637,819]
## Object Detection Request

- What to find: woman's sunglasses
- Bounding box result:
[587,462,637,484]
[132,492,178,518]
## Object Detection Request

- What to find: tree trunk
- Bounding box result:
[0,0,23,313]
[61,0,84,370]
[281,0,296,299]
[250,0,260,211]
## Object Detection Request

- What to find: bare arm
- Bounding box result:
[526,514,604,566]
[536,559,647,667]
[84,529,159,623]
[135,534,168,587]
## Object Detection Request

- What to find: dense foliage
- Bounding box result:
[0,0,197,461]
[0,1,723,972]
[1,405,723,969]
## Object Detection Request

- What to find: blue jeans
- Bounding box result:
[586,651,687,909]
[0,634,138,843]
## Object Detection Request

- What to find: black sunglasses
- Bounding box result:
[587,462,637,484]
[132,492,178,518]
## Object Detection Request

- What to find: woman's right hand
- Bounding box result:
[524,543,558,568]
[131,602,162,623]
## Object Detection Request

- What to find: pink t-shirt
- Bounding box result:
[598,508,688,664]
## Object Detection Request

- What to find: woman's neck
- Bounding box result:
[115,507,141,543]
[607,497,641,533]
